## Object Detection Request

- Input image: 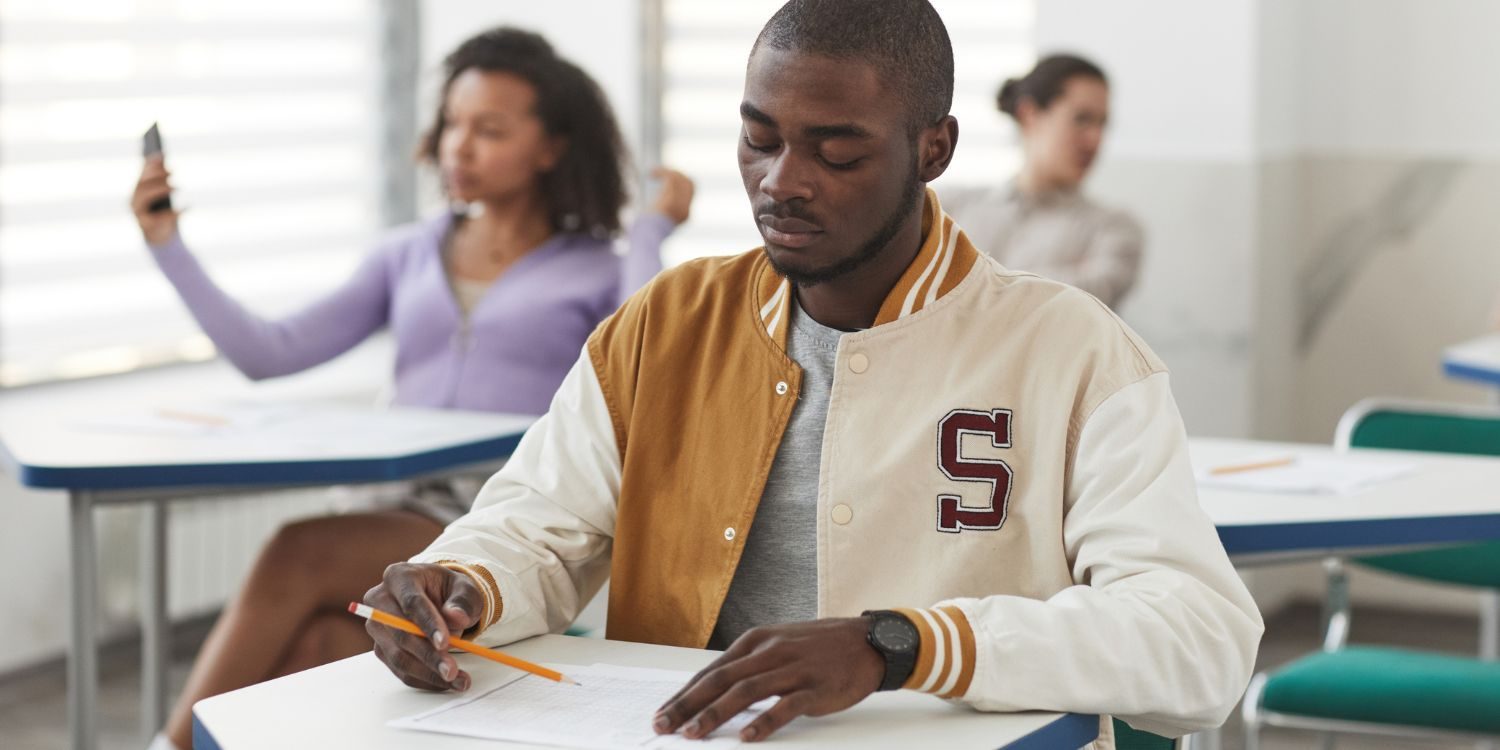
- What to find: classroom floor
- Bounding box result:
[0,604,1484,750]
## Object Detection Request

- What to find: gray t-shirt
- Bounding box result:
[708,300,842,650]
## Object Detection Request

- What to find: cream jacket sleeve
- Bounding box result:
[410,352,621,647]
[896,373,1263,737]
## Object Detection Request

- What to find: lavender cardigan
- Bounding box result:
[149,212,675,415]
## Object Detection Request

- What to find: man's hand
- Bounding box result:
[363,562,484,692]
[653,618,883,742]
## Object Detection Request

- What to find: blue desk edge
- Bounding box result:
[1444,359,1500,387]
[192,711,219,750]
[5,432,523,491]
[1004,713,1098,749]
[1219,513,1500,555]
[190,709,1098,750]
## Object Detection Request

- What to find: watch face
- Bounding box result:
[872,617,918,653]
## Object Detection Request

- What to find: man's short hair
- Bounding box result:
[752,0,954,133]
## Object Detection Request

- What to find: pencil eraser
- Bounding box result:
[347,601,359,614]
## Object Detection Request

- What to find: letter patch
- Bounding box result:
[936,409,1014,533]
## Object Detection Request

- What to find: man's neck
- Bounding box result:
[795,210,926,331]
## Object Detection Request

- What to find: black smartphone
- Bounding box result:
[142,123,172,213]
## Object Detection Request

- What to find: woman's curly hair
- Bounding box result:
[419,27,628,236]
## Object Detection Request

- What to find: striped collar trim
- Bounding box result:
[870,188,978,327]
[752,187,979,344]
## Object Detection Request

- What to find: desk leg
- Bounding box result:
[67,491,99,750]
[141,499,169,739]
[1189,728,1222,750]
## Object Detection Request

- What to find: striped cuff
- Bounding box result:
[893,605,977,699]
[435,561,504,636]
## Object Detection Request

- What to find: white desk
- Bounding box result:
[192,634,1098,750]
[0,354,534,750]
[1444,334,1500,396]
[1192,437,1500,564]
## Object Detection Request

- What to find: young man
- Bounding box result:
[364,1,1263,746]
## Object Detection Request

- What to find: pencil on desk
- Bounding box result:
[348,602,579,685]
[1209,456,1296,476]
[155,407,230,427]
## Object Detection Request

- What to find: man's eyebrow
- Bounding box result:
[740,102,776,127]
[741,102,874,142]
[803,123,873,140]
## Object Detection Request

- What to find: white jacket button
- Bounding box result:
[831,504,853,525]
[775,381,789,395]
[724,527,736,541]
[848,353,869,374]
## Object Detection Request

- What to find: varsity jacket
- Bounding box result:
[413,189,1263,745]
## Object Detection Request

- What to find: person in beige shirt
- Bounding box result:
[942,54,1142,308]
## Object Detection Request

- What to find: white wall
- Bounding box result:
[1034,0,1262,438]
[1040,0,1500,618]
[1038,0,1259,161]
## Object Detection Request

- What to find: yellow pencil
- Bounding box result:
[347,602,579,685]
[1209,456,1296,476]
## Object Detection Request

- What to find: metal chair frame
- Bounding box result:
[1242,398,1500,749]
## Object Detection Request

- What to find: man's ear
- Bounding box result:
[917,115,959,183]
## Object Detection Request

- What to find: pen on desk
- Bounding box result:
[1209,456,1296,476]
[347,602,580,686]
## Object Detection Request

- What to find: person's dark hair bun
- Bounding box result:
[994,53,1107,121]
[996,78,1021,116]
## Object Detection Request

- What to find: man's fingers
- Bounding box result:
[386,564,450,648]
[681,669,799,740]
[740,691,813,743]
[657,642,747,714]
[388,623,460,683]
[365,578,462,690]
[440,576,482,634]
[655,647,780,735]
[373,641,458,692]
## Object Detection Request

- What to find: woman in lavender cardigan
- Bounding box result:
[131,28,693,750]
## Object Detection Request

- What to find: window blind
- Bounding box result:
[0,0,383,386]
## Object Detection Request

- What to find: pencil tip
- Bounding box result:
[565,677,582,686]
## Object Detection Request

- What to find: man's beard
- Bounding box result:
[766,161,923,288]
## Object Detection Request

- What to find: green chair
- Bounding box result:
[1113,718,1176,749]
[1242,398,1500,748]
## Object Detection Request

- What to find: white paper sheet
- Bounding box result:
[1196,455,1416,495]
[389,664,766,749]
[72,401,296,437]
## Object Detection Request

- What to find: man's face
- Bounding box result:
[738,48,923,286]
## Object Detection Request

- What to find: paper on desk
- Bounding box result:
[72,402,297,438]
[1196,455,1416,495]
[390,663,766,749]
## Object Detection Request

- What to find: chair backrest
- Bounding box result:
[1112,718,1175,749]
[1339,399,1500,588]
